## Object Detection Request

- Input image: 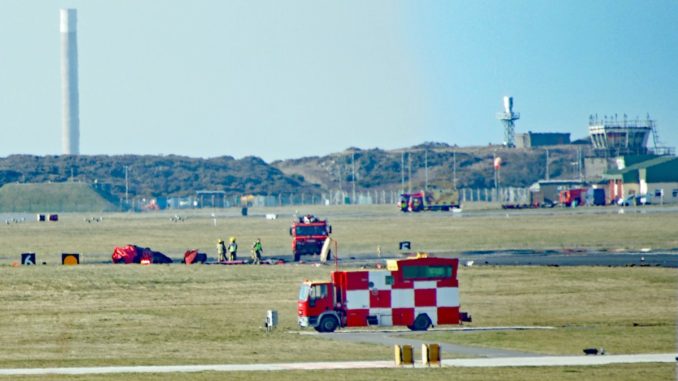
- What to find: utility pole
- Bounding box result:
[351,152,356,204]
[424,150,429,190]
[408,152,412,194]
[577,147,583,180]
[453,151,457,189]
[400,151,405,194]
[545,149,550,181]
[124,165,129,208]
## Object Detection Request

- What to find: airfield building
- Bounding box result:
[583,114,675,180]
[603,156,678,204]
[528,180,589,205]
[515,132,571,148]
[588,115,653,156]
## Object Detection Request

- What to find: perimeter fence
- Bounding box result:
[144,187,530,211]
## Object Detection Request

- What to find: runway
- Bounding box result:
[0,353,675,376]
[457,251,678,268]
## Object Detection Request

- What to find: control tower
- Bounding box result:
[588,114,654,156]
[496,96,520,147]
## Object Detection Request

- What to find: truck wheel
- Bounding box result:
[293,250,300,262]
[409,314,432,331]
[318,316,338,333]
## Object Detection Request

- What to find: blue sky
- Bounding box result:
[1,0,676,161]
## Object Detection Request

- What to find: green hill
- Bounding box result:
[0,183,116,212]
[0,154,319,203]
[272,144,581,190]
[0,145,585,211]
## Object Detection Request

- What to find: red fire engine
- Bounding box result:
[289,215,332,262]
[559,188,587,207]
[297,254,468,332]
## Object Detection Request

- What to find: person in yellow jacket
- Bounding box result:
[216,239,226,262]
[227,237,238,261]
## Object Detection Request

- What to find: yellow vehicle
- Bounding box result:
[400,189,460,212]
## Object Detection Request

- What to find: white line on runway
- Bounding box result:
[0,354,675,376]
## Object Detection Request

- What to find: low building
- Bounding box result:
[515,132,571,148]
[583,157,614,179]
[603,156,678,204]
[584,154,664,181]
[528,179,589,205]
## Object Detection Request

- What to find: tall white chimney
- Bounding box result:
[60,8,80,155]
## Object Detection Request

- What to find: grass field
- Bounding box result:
[1,205,676,380]
[2,204,678,263]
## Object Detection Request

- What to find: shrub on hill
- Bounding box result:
[0,154,320,202]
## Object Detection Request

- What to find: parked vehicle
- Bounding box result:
[400,189,460,212]
[297,254,470,333]
[617,194,650,206]
[559,188,587,207]
[586,188,606,206]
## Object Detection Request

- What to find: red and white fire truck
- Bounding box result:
[297,254,468,332]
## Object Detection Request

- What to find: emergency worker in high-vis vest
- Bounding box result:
[251,238,263,264]
[227,237,238,261]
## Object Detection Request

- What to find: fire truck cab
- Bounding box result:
[298,254,466,333]
[297,281,338,332]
